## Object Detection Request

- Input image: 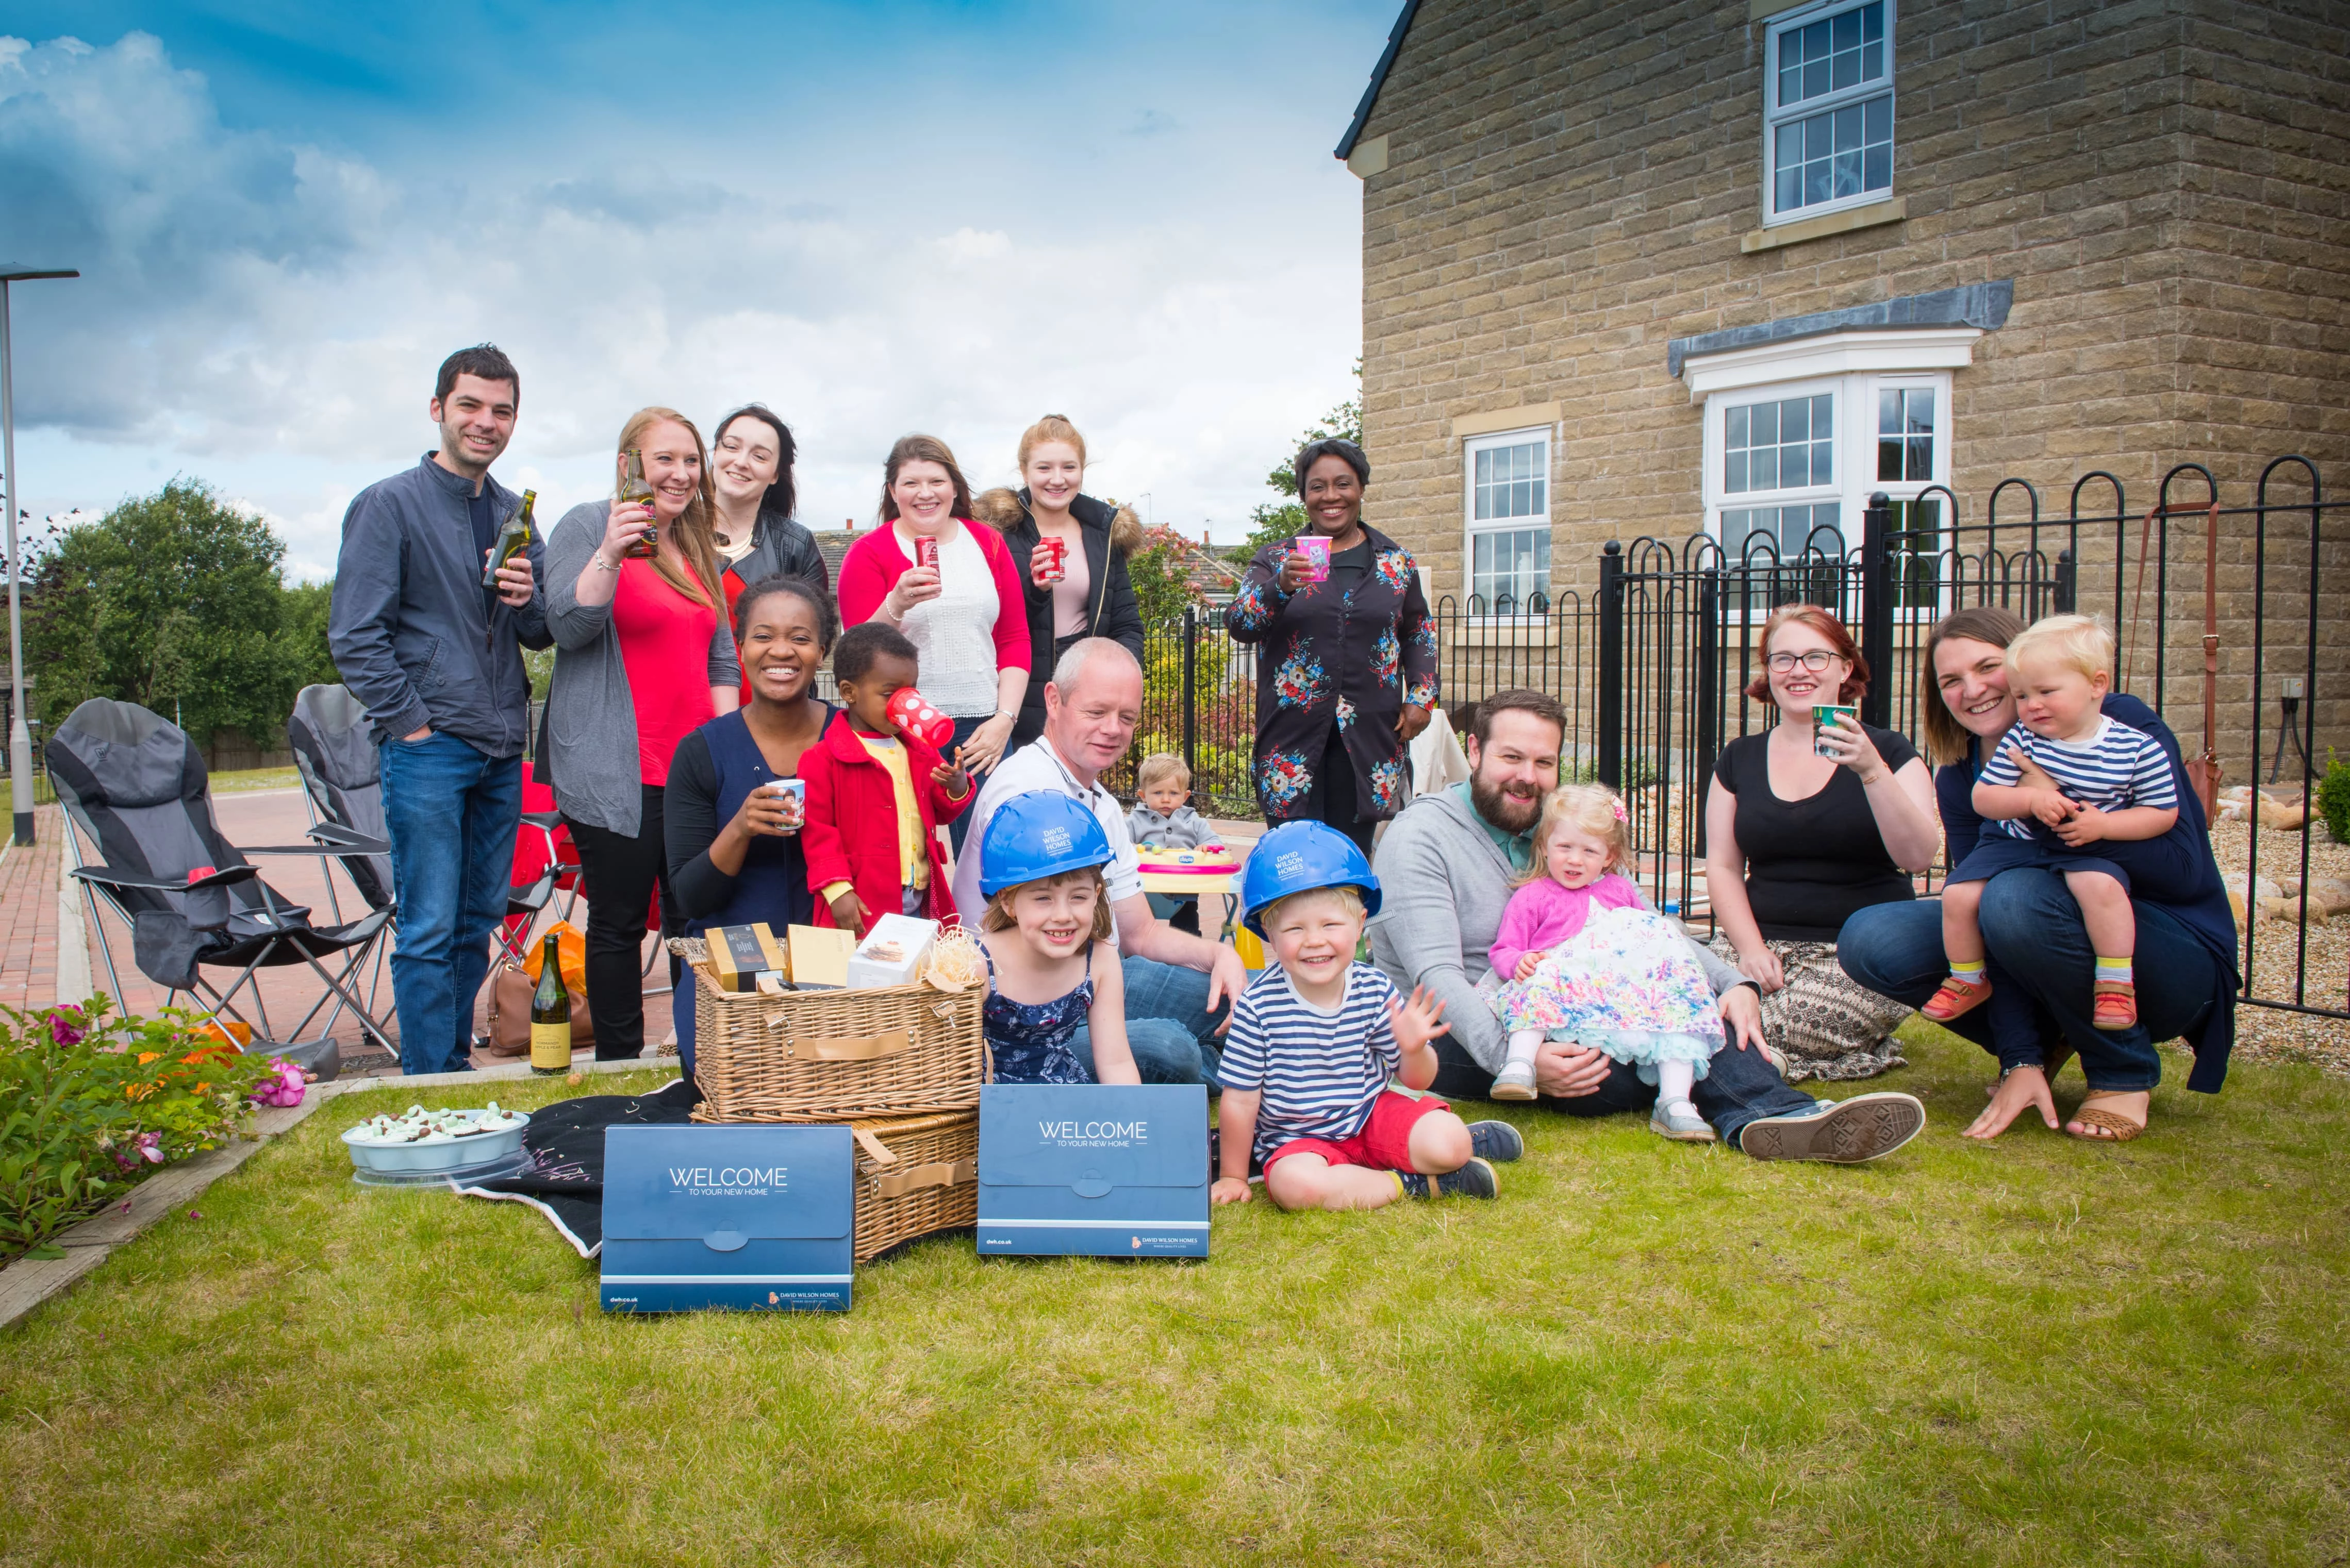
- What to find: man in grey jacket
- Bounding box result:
[328,345,549,1074]
[1369,688,1925,1161]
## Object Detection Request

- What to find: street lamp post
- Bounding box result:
[0,265,79,846]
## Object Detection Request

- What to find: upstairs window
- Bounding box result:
[1464,431,1551,613]
[1765,1,1894,223]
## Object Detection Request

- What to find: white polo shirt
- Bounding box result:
[950,737,1144,925]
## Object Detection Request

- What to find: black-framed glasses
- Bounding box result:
[1766,649,1841,673]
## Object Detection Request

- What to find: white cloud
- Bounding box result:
[0,30,1364,572]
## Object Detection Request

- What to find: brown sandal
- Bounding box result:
[2066,1097,2146,1143]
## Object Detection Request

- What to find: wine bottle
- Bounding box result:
[529,932,572,1074]
[482,489,538,588]
[618,448,658,559]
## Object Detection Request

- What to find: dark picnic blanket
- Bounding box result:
[454,1078,697,1258]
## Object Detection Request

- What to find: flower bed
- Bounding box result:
[0,998,278,1263]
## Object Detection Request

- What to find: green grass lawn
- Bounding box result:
[209,766,304,794]
[3,1023,2346,1566]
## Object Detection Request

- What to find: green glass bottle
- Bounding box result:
[529,932,571,1075]
[482,489,537,588]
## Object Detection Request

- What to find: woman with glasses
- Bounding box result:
[1702,604,1941,1081]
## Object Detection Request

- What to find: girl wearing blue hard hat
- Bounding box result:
[974,791,1142,1085]
[1217,821,1524,1208]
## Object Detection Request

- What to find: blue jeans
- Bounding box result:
[1069,956,1231,1087]
[1428,1024,1818,1153]
[1836,872,2215,1092]
[379,731,521,1075]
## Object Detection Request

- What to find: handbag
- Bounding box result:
[487,921,598,1055]
[2128,500,2223,824]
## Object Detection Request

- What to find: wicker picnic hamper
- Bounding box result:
[849,1112,979,1262]
[671,938,988,1123]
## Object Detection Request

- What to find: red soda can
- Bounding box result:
[1037,537,1067,582]
[885,688,956,750]
[913,536,940,572]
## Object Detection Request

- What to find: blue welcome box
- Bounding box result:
[601,1125,853,1312]
[977,1085,1210,1258]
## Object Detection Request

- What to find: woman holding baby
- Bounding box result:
[1837,606,2238,1143]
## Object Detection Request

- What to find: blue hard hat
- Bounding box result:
[978,790,1115,898]
[1239,820,1381,936]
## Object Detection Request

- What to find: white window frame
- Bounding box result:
[1762,0,1897,228]
[1461,425,1554,616]
[1686,328,1975,619]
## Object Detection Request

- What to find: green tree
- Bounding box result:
[279,579,342,692]
[1239,365,1363,559]
[26,480,311,743]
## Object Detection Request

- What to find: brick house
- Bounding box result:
[1338,0,2348,765]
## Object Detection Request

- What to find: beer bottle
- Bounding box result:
[529,932,572,1074]
[482,489,537,588]
[618,448,658,559]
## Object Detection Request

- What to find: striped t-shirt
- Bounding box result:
[1980,716,2176,840]
[1219,963,1402,1164]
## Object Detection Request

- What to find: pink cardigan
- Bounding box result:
[1488,873,1642,980]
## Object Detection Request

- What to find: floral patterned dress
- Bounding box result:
[982,944,1096,1086]
[1224,524,1439,828]
[1479,906,1727,1086]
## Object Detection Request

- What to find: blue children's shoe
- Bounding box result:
[1649,1101,1716,1143]
[1465,1120,1524,1163]
[1398,1158,1498,1199]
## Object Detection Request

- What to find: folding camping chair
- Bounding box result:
[47,698,395,1070]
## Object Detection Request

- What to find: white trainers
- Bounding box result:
[1649,1100,1716,1142]
[1490,1061,1538,1102]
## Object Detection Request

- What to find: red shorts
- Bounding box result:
[1265,1089,1451,1175]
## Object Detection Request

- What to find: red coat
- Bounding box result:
[800,712,971,932]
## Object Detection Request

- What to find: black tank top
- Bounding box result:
[1711,723,1920,942]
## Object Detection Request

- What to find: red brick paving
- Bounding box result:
[0,806,64,1015]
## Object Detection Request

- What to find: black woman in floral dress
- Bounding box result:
[1226,438,1439,859]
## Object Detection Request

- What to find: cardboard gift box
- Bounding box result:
[847,914,938,990]
[707,922,788,992]
[976,1085,1211,1258]
[600,1125,854,1312]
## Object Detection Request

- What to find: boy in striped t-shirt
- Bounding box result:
[1214,821,1522,1210]
[1925,615,2179,1032]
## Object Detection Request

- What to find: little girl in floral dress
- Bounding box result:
[1482,784,1725,1141]
[973,790,1141,1086]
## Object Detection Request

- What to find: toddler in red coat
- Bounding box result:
[801,622,972,935]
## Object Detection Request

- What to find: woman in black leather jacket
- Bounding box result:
[972,413,1146,746]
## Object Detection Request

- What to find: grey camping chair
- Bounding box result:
[46,698,394,1073]
[284,683,399,1042]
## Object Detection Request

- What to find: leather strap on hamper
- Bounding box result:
[873,1160,977,1199]
[761,1023,913,1061]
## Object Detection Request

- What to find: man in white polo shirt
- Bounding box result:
[954,638,1248,1085]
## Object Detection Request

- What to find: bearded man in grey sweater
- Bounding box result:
[1368,689,1924,1162]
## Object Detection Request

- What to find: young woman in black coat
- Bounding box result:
[972,414,1145,746]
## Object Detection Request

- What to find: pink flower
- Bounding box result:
[46,1007,86,1046]
[249,1058,307,1108]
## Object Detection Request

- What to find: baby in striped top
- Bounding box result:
[1213,821,1524,1211]
[1926,614,2179,1032]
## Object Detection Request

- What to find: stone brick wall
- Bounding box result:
[1354,0,2350,776]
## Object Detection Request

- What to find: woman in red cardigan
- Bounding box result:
[799,622,973,933]
[835,433,1029,853]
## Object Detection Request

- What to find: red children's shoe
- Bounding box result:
[2091,980,2138,1031]
[1922,975,1992,1023]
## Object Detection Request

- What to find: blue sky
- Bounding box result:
[0,2,1391,575]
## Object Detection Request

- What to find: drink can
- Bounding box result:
[1295,536,1331,582]
[914,536,940,572]
[768,778,806,828]
[1814,704,1858,758]
[1037,537,1067,582]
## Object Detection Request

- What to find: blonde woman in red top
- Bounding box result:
[836,433,1032,853]
[542,406,741,1059]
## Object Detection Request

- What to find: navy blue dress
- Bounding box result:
[663,704,833,1073]
[981,943,1098,1085]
